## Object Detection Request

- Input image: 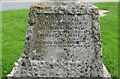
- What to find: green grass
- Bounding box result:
[2,9,29,77]
[1,2,119,78]
[0,9,2,78]
[94,2,118,79]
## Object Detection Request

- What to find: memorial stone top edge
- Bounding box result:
[30,2,99,15]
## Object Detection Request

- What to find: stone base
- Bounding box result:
[7,53,111,78]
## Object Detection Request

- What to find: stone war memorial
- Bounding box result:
[8,0,111,78]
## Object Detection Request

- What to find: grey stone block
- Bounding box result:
[8,1,111,78]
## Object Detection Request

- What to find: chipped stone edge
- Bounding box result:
[30,2,99,15]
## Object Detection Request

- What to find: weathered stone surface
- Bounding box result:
[8,1,111,78]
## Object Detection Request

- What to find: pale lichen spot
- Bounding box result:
[39,5,43,8]
[80,4,84,6]
[45,5,47,8]
[58,5,62,8]
[38,44,47,50]
[44,25,49,28]
[43,52,47,56]
[31,16,35,22]
[34,7,37,12]
[97,9,99,12]
[91,38,94,41]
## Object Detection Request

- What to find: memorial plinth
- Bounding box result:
[8,1,111,77]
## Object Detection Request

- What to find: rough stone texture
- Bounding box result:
[8,1,111,78]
